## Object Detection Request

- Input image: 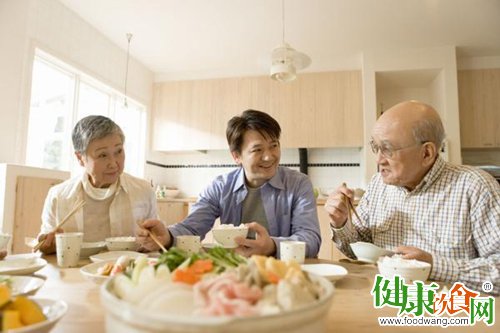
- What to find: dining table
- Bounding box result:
[30,254,498,333]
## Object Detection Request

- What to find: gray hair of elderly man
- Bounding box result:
[411,111,446,150]
[72,115,125,154]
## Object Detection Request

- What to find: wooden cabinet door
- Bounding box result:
[13,176,63,254]
[152,71,364,151]
[314,71,364,147]
[458,69,500,148]
[316,205,349,261]
[157,201,187,225]
[316,206,333,260]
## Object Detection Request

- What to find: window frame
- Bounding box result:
[26,49,147,177]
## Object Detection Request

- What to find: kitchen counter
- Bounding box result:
[157,197,197,203]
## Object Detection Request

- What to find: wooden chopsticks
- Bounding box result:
[136,221,167,252]
[33,200,86,252]
[341,183,362,224]
[345,194,362,223]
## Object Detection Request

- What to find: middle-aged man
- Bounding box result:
[325,100,500,295]
[138,109,321,258]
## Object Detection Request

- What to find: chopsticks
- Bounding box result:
[136,221,167,252]
[341,183,362,224]
[343,195,353,225]
[33,200,86,252]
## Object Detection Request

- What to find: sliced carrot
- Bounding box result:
[189,259,213,274]
[172,268,200,285]
[172,259,214,285]
[267,271,281,284]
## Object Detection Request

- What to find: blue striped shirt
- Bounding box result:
[169,166,321,258]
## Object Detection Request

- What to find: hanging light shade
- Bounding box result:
[270,0,311,82]
[270,42,310,82]
[271,62,296,82]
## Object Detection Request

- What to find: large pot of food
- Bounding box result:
[99,248,334,333]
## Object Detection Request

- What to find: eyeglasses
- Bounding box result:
[369,140,427,159]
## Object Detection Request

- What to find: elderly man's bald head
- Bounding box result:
[376,101,445,148]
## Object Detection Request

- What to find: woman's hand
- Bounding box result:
[324,184,354,228]
[136,219,171,252]
[37,228,63,254]
[234,222,276,257]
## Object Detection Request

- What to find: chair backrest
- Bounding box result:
[12,176,64,254]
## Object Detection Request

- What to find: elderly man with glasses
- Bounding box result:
[325,100,500,295]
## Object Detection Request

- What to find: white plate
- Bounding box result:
[80,260,115,285]
[0,275,45,296]
[10,298,68,333]
[0,257,47,275]
[89,251,147,263]
[301,264,348,282]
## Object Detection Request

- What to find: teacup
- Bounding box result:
[175,235,201,255]
[280,241,306,264]
[0,233,11,250]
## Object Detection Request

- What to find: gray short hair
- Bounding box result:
[412,117,445,149]
[72,115,125,154]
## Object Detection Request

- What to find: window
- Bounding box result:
[26,50,147,177]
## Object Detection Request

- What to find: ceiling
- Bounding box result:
[57,0,500,81]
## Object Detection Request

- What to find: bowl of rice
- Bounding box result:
[377,255,431,282]
[212,224,248,248]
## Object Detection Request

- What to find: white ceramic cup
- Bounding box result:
[0,233,11,249]
[280,240,306,264]
[175,235,201,255]
[56,232,83,268]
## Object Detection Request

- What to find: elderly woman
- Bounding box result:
[37,115,157,254]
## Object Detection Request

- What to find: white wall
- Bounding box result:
[361,45,462,184]
[0,0,154,165]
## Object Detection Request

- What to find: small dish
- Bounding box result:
[0,275,45,296]
[80,260,116,285]
[80,241,107,258]
[89,251,146,263]
[9,298,68,333]
[0,257,48,275]
[105,237,139,251]
[301,264,348,282]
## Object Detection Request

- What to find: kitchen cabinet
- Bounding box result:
[317,205,348,261]
[458,69,500,148]
[152,71,363,151]
[157,201,189,225]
